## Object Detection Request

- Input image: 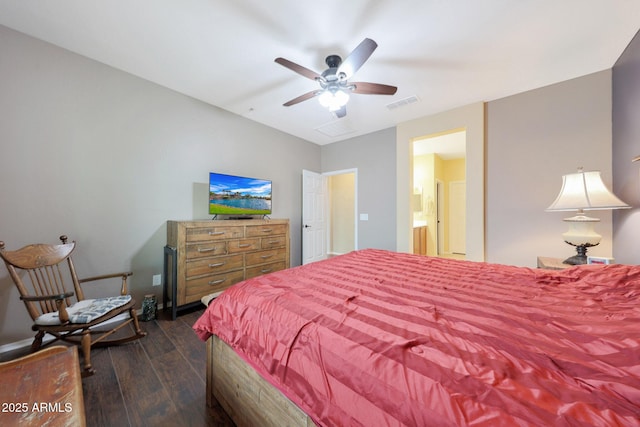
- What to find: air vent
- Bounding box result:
[315,119,357,138]
[386,95,419,110]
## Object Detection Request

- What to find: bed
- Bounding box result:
[193,249,640,426]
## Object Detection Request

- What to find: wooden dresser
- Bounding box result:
[165,219,290,319]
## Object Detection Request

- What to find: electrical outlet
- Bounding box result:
[152,274,162,286]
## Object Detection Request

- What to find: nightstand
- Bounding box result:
[536,257,574,270]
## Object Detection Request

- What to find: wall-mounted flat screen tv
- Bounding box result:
[209,172,272,216]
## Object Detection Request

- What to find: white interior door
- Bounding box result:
[302,170,327,264]
[449,180,466,254]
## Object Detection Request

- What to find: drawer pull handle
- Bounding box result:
[261,228,273,233]
[208,262,226,268]
[208,231,225,236]
[261,268,273,274]
[260,254,274,259]
[267,240,279,245]
[198,246,217,252]
[209,278,226,285]
[238,243,252,248]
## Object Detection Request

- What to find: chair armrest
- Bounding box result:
[20,291,75,302]
[20,292,73,323]
[78,272,133,295]
[78,271,133,283]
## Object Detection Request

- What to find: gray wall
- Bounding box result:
[613,31,640,265]
[486,70,615,266]
[0,26,320,347]
[321,128,397,251]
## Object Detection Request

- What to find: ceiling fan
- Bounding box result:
[275,38,397,118]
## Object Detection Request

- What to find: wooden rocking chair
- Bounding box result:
[0,235,146,376]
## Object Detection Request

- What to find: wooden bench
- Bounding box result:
[0,346,86,426]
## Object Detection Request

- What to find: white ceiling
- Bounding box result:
[1,1,638,145]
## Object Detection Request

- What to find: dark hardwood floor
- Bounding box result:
[81,307,235,427]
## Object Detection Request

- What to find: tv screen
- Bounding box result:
[209,172,272,216]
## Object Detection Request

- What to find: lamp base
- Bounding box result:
[563,242,598,265]
[563,254,587,265]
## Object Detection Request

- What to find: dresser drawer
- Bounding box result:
[246,248,288,266]
[185,241,228,259]
[228,238,260,253]
[246,224,288,237]
[261,235,286,249]
[185,269,245,303]
[186,226,244,242]
[186,254,243,278]
[246,261,287,279]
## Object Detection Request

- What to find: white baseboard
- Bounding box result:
[0,336,51,357]
[327,251,346,256]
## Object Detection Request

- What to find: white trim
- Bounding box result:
[0,336,53,357]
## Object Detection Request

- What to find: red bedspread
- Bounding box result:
[193,249,640,426]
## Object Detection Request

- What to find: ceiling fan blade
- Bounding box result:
[333,106,347,118]
[275,57,322,81]
[283,90,320,106]
[350,82,398,95]
[337,38,378,79]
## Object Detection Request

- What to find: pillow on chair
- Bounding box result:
[35,295,132,325]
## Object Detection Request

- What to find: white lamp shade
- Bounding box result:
[546,170,629,211]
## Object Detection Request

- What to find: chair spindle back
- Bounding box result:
[0,236,82,321]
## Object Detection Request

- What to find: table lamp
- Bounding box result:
[546,167,629,265]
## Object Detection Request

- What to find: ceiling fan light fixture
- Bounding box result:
[318,89,349,111]
[276,38,396,117]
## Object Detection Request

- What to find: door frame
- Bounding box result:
[396,102,485,261]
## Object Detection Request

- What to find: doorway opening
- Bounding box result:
[412,130,466,259]
[302,169,357,264]
[327,170,357,257]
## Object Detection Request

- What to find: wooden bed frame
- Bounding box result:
[207,335,318,427]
